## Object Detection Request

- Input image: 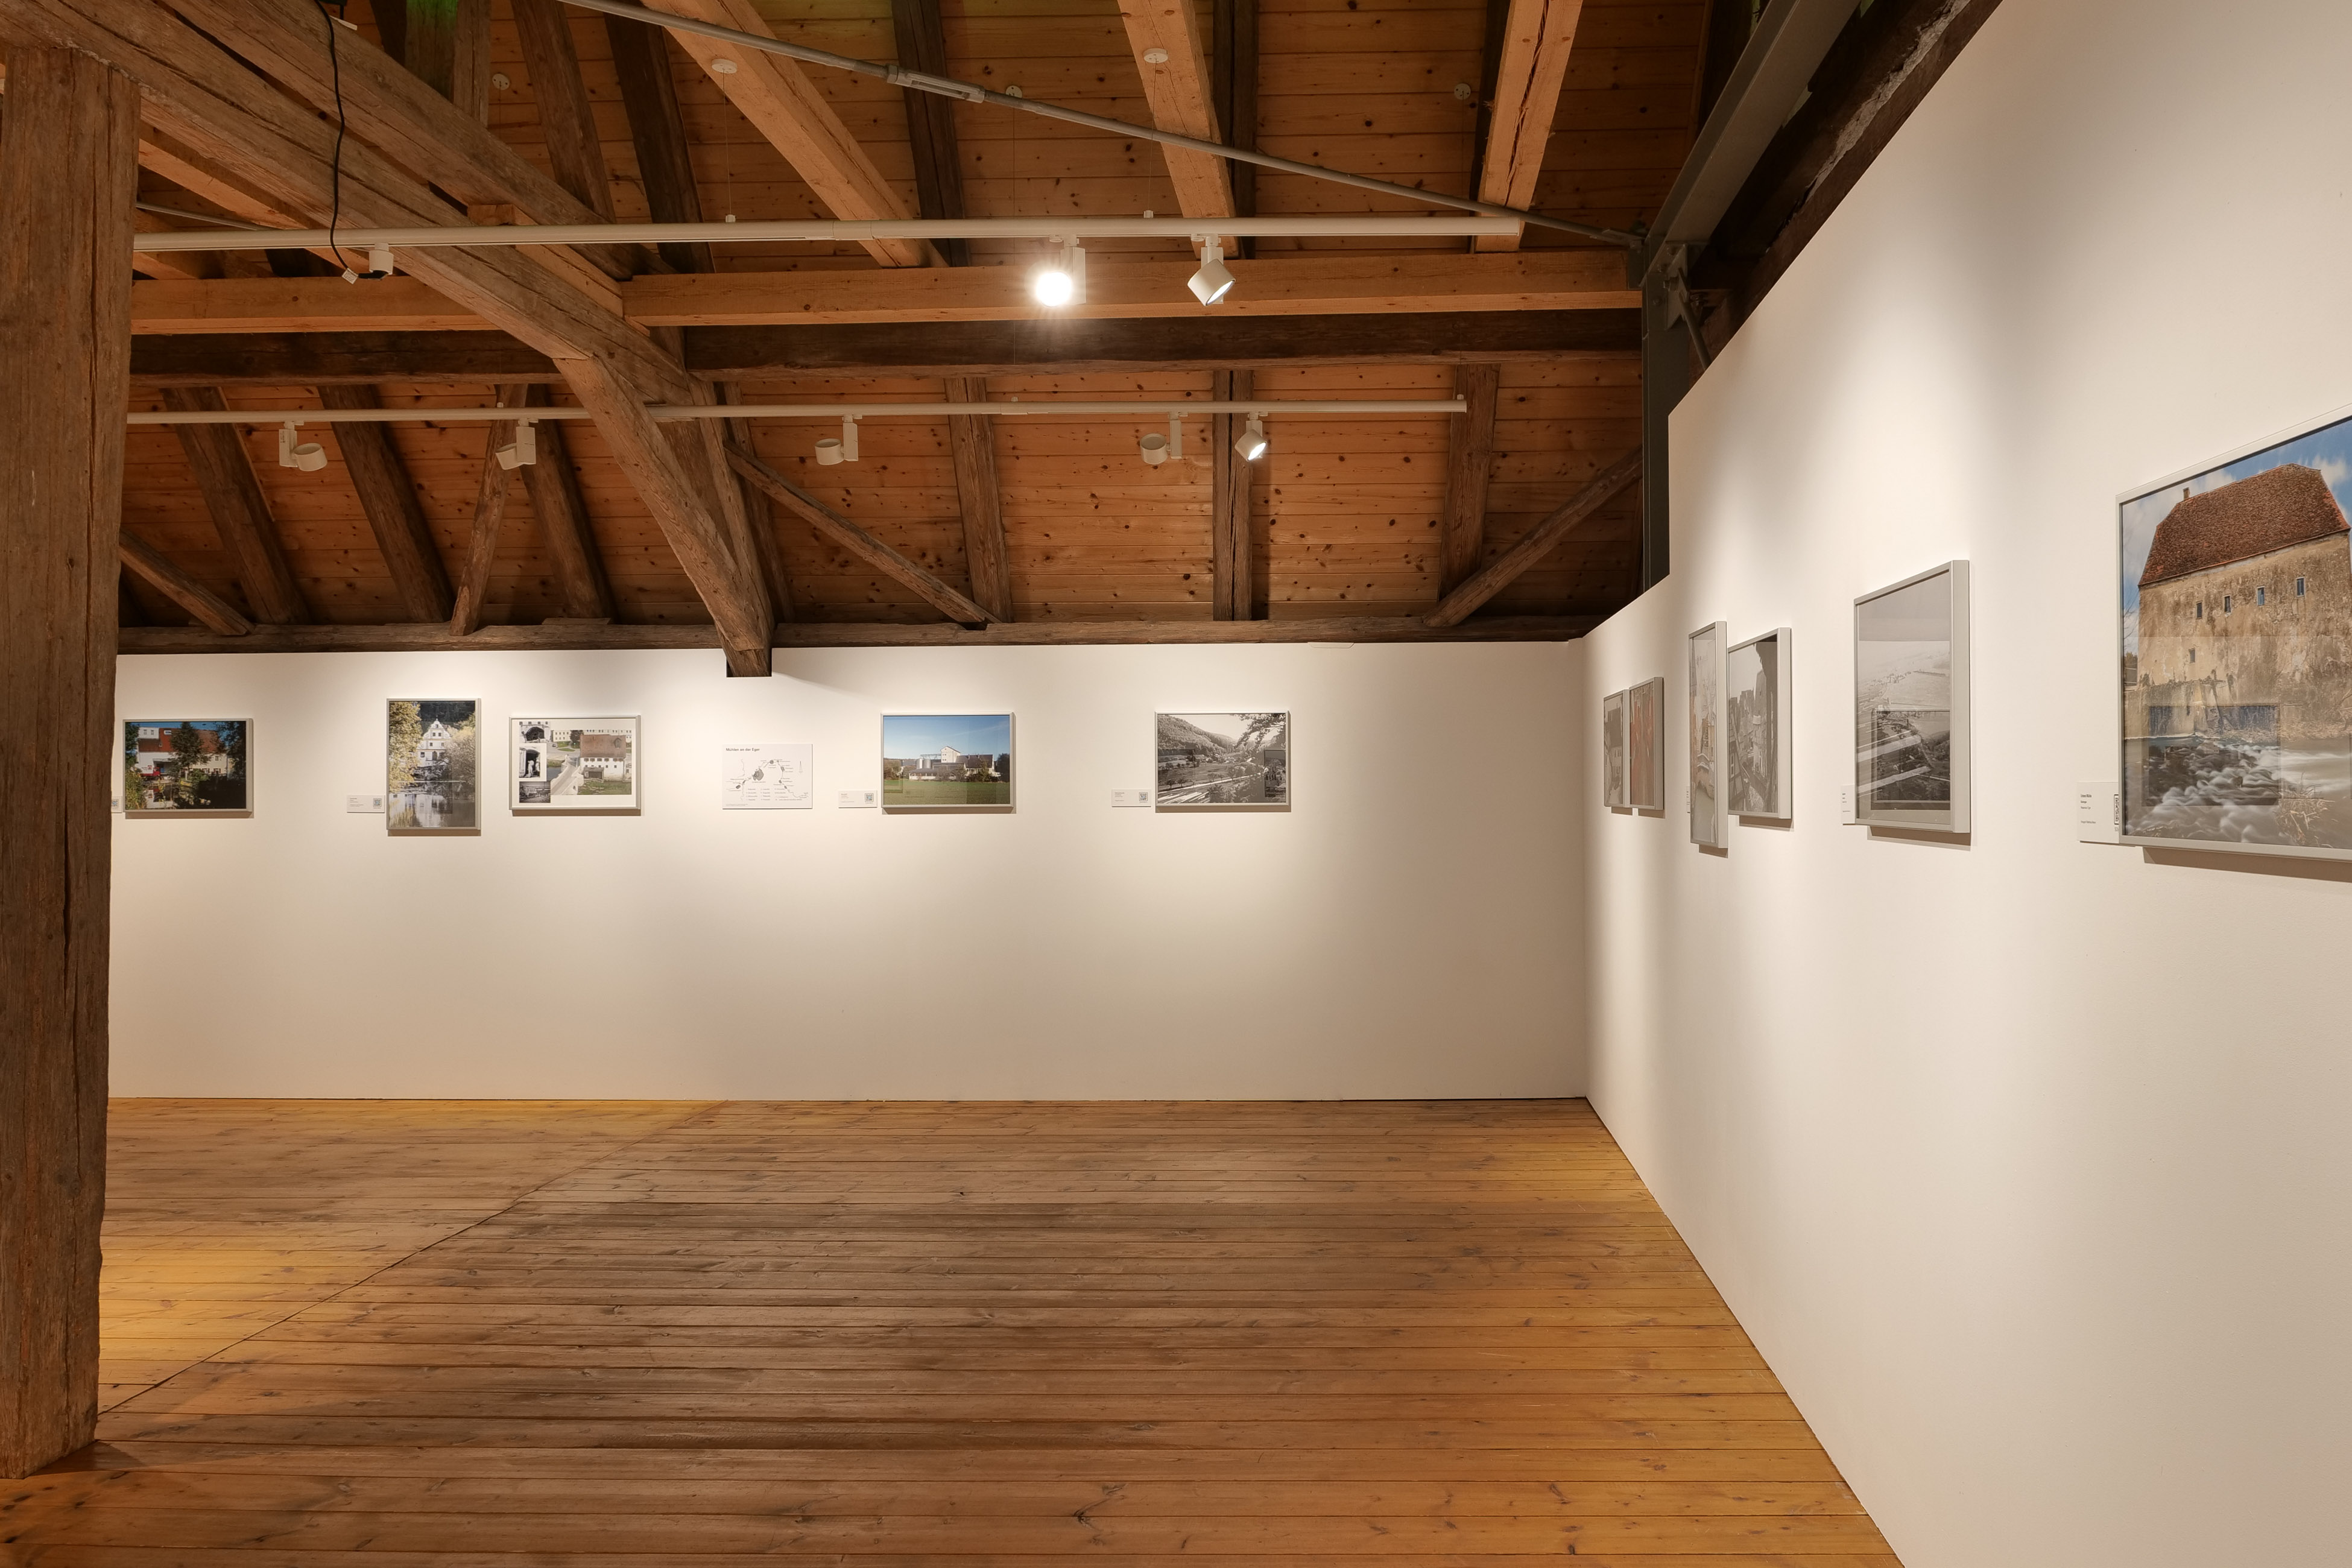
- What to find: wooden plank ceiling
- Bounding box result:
[109,0,1712,642]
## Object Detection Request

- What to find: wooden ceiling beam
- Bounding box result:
[1440,364,1500,595]
[399,0,491,121]
[449,393,525,636]
[512,0,618,220]
[157,386,308,624]
[1209,0,1258,250]
[604,14,713,274]
[726,444,999,629]
[1425,449,1640,628]
[1473,0,1587,252]
[129,311,1641,385]
[1115,0,1236,222]
[117,531,253,636]
[891,0,969,267]
[634,0,933,269]
[317,384,455,622]
[518,386,619,621]
[943,375,1011,621]
[1210,368,1254,621]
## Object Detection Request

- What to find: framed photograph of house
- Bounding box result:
[1602,689,1628,809]
[1156,712,1289,809]
[1626,676,1665,811]
[1728,628,1792,821]
[122,719,251,816]
[511,716,640,812]
[1854,562,1970,832]
[881,714,1013,810]
[1688,622,1728,847]
[2121,408,2352,858]
[387,698,479,833]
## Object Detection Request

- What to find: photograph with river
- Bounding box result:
[1156,712,1289,809]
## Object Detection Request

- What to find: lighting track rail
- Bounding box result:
[125,399,1470,425]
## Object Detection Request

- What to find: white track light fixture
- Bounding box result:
[276,422,327,472]
[1233,413,1268,462]
[1139,413,1186,466]
[1030,237,1087,307]
[367,242,394,277]
[1187,236,1236,306]
[495,420,539,470]
[815,414,861,466]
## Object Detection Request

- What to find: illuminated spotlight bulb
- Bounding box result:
[495,421,539,470]
[277,422,327,472]
[1138,431,1170,466]
[1187,235,1235,306]
[1029,238,1086,307]
[1233,413,1268,462]
[364,242,394,278]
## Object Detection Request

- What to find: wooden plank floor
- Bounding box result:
[4,1100,1902,1564]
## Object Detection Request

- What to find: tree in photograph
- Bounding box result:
[387,701,423,793]
[441,719,478,798]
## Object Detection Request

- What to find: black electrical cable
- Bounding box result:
[312,0,361,276]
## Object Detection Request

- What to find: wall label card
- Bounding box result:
[722,742,813,809]
[511,716,640,813]
[1113,789,1151,807]
[838,789,877,809]
[346,794,385,814]
[2076,780,2122,843]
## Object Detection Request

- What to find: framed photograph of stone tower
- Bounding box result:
[2121,408,2352,858]
[1854,564,1970,832]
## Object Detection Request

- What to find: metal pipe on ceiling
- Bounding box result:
[125,399,1470,425]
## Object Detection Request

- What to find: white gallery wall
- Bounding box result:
[1577,1,2352,1566]
[112,640,1584,1101]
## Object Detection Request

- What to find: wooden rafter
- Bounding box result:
[605,14,713,274]
[157,387,306,624]
[517,386,619,621]
[399,0,491,121]
[511,0,617,218]
[449,391,526,636]
[1115,0,1236,221]
[942,376,1012,620]
[1440,364,1500,593]
[1210,0,1258,248]
[726,445,999,628]
[317,384,454,622]
[636,0,932,268]
[890,0,969,266]
[118,531,253,636]
[1425,449,1640,628]
[1473,0,1586,252]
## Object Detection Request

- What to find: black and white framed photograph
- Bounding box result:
[511,716,640,812]
[1602,689,1628,809]
[387,699,479,833]
[122,719,251,817]
[2121,409,2352,858]
[1688,622,1727,848]
[1157,712,1289,809]
[882,714,1014,810]
[1727,628,1792,821]
[1627,675,1664,811]
[1854,562,1970,832]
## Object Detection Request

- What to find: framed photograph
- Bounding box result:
[1157,712,1289,810]
[387,698,480,833]
[1627,676,1665,811]
[1602,689,1628,809]
[722,742,814,809]
[1688,622,1728,847]
[2122,409,2352,858]
[123,719,250,817]
[1728,628,1792,821]
[1854,562,1970,832]
[511,716,639,812]
[881,714,1013,810]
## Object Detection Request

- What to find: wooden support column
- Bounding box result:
[1210,0,1258,253]
[318,385,454,621]
[517,387,618,621]
[1210,368,1256,621]
[450,396,524,636]
[1440,364,1500,594]
[159,388,308,624]
[892,0,969,265]
[0,46,138,1482]
[607,16,715,274]
[513,0,618,218]
[944,376,1013,619]
[405,0,492,122]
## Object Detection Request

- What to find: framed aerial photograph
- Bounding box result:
[1728,628,1792,821]
[2122,409,2352,858]
[387,698,480,833]
[881,714,1013,810]
[1689,622,1728,848]
[511,716,640,812]
[722,742,814,809]
[1602,689,1628,809]
[1854,562,1970,832]
[1157,712,1289,810]
[1627,675,1665,811]
[122,719,250,817]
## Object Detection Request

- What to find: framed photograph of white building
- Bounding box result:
[1602,689,1628,809]
[1688,622,1728,848]
[388,699,479,833]
[1727,628,1792,821]
[1156,712,1289,809]
[122,719,251,817]
[2122,409,2352,858]
[881,714,1013,810]
[1854,563,1970,832]
[511,716,640,812]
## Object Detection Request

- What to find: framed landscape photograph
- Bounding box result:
[1627,676,1664,811]
[2122,409,2352,858]
[1728,628,1792,821]
[1854,562,1970,832]
[511,716,640,812]
[1689,622,1728,848]
[882,714,1013,810]
[1157,712,1289,809]
[387,698,480,833]
[1602,689,1628,809]
[123,719,250,817]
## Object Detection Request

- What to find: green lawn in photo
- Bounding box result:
[883,777,1010,806]
[578,777,633,795]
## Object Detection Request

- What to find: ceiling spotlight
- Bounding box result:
[1187,236,1235,306]
[815,414,860,466]
[364,242,394,278]
[1139,432,1169,466]
[1233,413,1268,462]
[277,422,327,472]
[1030,237,1086,307]
[495,420,539,470]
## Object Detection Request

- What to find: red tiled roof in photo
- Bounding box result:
[2140,463,2350,587]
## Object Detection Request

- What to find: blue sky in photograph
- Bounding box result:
[882,713,1013,756]
[2120,413,2352,642]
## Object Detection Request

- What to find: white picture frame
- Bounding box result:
[721,742,814,809]
[1853,561,1970,832]
[387,698,481,834]
[1727,628,1792,822]
[1155,712,1290,811]
[1688,621,1728,848]
[881,713,1015,811]
[510,716,641,812]
[1602,689,1628,809]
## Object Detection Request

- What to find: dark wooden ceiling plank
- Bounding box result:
[157,386,308,624]
[605,14,715,275]
[511,0,618,220]
[1426,449,1642,628]
[317,384,455,621]
[891,0,969,267]
[1210,368,1256,622]
[726,444,1000,629]
[517,385,619,622]
[943,375,1012,621]
[117,531,253,636]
